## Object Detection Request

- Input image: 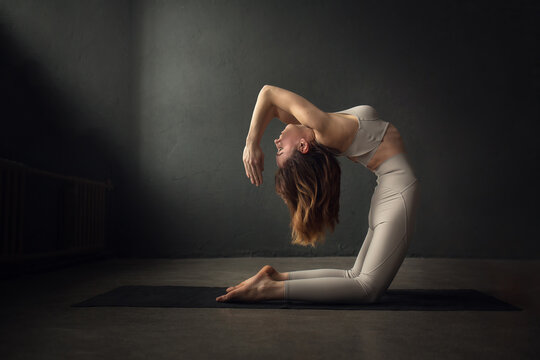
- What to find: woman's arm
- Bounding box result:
[243,85,338,186]
[243,87,279,186]
[261,85,330,133]
[275,106,301,125]
[246,87,276,146]
[247,84,345,146]
[245,89,300,145]
[243,85,304,186]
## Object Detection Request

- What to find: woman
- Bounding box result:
[216,85,420,304]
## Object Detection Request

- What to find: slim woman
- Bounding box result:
[216,85,420,304]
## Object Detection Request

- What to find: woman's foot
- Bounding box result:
[216,265,281,302]
[225,265,279,293]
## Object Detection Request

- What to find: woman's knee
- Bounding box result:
[345,266,361,278]
[353,274,385,303]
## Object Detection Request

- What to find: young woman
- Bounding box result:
[216,85,420,304]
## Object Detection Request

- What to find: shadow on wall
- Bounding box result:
[0,22,139,258]
[0,23,111,177]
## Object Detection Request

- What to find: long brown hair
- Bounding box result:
[274,140,341,247]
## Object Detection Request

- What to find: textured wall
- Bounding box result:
[2,1,538,259]
[0,0,133,254]
[129,0,539,258]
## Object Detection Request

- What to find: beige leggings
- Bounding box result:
[284,152,420,303]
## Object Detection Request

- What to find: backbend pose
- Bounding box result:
[216,85,420,304]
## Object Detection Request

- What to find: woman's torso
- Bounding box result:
[326,108,406,171]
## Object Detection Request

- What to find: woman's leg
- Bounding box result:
[287,226,374,280]
[284,179,419,303]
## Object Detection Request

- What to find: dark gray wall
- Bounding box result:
[2,1,538,259]
[128,0,539,259]
[0,0,134,255]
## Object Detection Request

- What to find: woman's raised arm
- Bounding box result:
[262,85,330,133]
[245,86,275,146]
[243,87,276,187]
[243,85,333,187]
[275,106,301,125]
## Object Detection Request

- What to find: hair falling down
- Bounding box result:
[275,140,341,247]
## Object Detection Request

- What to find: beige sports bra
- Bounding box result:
[335,105,389,167]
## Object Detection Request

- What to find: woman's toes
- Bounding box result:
[226,284,240,292]
[217,293,231,302]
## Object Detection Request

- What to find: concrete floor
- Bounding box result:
[1,257,539,360]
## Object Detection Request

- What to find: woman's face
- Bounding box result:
[274,124,314,168]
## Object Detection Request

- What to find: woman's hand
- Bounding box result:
[243,142,264,186]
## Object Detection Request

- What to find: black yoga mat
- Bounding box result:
[72,286,521,311]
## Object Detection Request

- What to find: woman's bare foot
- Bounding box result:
[216,265,283,302]
[225,265,281,293]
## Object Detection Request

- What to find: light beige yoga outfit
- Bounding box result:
[284,105,420,303]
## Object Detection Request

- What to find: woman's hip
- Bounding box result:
[374,152,418,193]
[369,180,420,232]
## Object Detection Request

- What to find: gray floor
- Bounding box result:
[1,257,539,360]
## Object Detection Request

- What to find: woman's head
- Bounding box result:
[274,124,316,168]
[274,137,341,248]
